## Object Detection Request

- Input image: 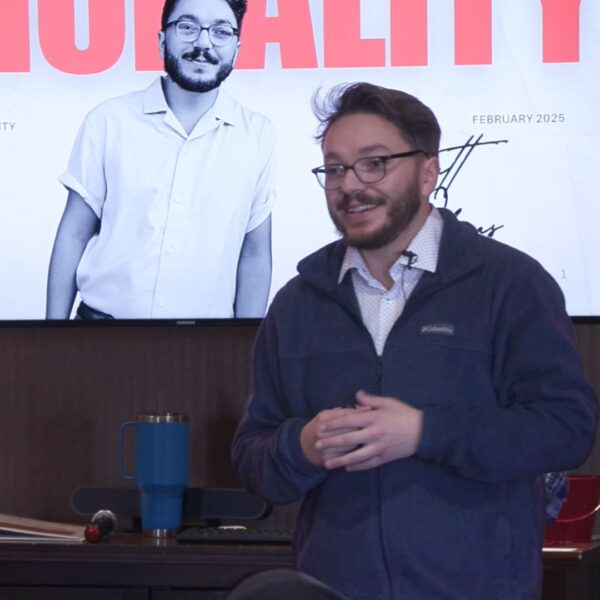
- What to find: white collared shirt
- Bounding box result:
[60,77,276,318]
[339,207,444,355]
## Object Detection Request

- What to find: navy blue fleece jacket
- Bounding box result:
[232,208,597,600]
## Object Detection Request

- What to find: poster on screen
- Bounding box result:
[0,0,598,319]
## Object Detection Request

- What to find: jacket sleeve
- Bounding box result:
[417,262,598,482]
[231,302,328,503]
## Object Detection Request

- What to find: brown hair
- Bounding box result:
[313,82,440,156]
[161,0,247,34]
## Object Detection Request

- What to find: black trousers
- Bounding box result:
[75,301,114,320]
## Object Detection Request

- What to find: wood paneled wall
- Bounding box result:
[0,322,598,524]
[0,323,257,522]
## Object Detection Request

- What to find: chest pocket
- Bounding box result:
[381,322,496,409]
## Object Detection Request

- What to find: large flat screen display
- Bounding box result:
[1,0,598,321]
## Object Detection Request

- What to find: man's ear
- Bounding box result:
[421,155,440,197]
[158,30,166,60]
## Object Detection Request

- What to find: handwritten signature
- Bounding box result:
[435,134,508,237]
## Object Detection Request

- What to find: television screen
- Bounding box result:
[1,0,598,321]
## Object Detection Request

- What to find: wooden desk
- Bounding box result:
[542,543,600,600]
[0,534,293,599]
[0,537,597,600]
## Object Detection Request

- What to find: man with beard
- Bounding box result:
[232,83,597,599]
[46,0,275,319]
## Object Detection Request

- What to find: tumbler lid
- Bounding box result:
[136,412,188,423]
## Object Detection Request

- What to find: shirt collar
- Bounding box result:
[338,205,444,283]
[142,77,239,127]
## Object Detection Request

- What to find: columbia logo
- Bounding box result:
[421,324,455,336]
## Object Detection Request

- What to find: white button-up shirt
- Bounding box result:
[339,207,443,355]
[60,78,276,318]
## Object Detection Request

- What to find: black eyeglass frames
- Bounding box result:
[165,19,239,47]
[311,150,428,190]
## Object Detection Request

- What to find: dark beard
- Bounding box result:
[164,47,234,93]
[333,178,421,250]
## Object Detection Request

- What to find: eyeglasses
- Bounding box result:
[166,19,239,47]
[311,150,428,190]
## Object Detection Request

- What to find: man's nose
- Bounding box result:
[339,167,366,194]
[193,28,212,48]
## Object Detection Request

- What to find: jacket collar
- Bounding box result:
[297,208,484,307]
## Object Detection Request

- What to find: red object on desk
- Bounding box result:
[544,475,600,544]
[84,510,118,543]
[84,524,103,543]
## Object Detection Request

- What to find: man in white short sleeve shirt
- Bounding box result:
[46,0,275,319]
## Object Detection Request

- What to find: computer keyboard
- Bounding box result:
[177,526,293,544]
